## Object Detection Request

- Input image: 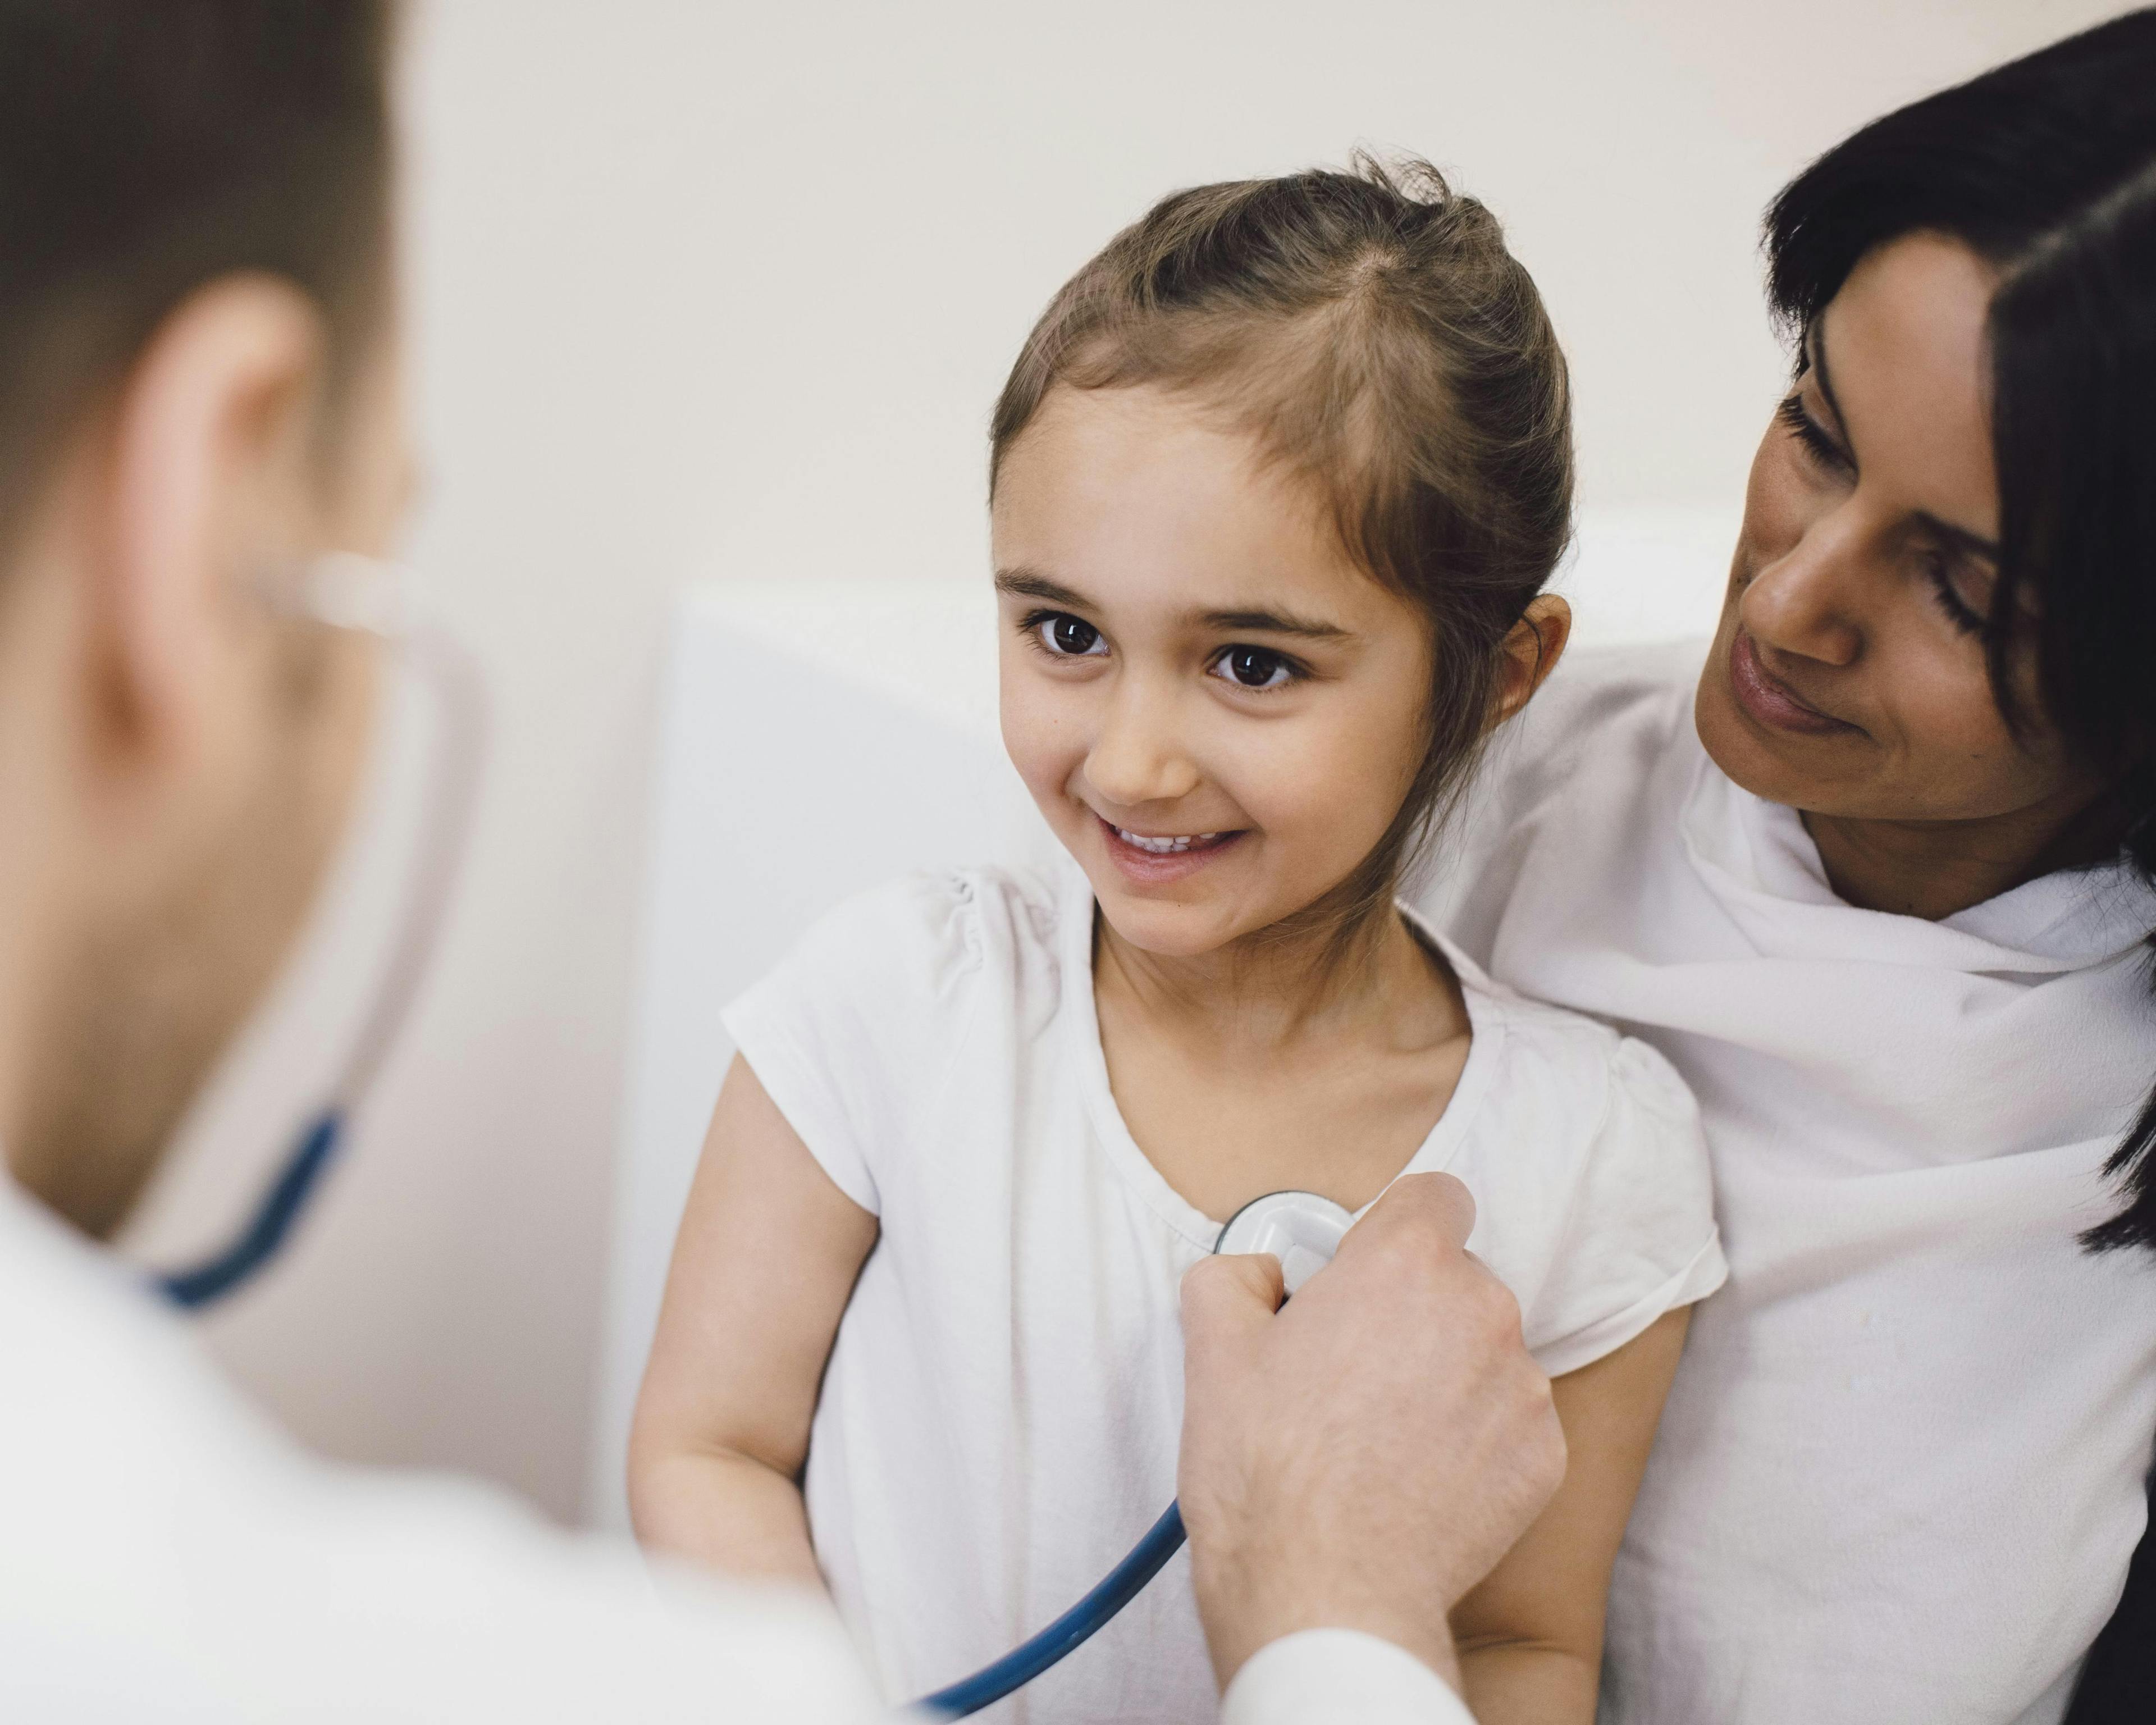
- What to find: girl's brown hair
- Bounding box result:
[990,154,1574,942]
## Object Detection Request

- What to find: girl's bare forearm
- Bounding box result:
[630,1444,824,1589]
[1457,1640,1599,1725]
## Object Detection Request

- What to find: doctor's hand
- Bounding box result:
[1177,1172,1566,1696]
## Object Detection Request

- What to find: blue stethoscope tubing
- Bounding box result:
[155,588,486,1312]
[157,1108,346,1309]
[918,1501,1189,1718]
[915,1191,1353,1717]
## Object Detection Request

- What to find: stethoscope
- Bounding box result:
[140,564,1349,1717]
[150,553,485,1311]
[917,1189,1355,1718]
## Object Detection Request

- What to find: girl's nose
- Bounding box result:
[1084,684,1202,809]
[1741,504,1867,668]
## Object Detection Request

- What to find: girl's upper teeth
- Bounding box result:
[1116,827,1218,854]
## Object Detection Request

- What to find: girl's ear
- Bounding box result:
[1489,595,1571,729]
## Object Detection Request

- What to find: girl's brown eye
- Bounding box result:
[1211,646,1294,689]
[1035,614,1104,657]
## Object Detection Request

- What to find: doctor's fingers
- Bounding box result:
[1305,1177,1542,1404]
[1350,1174,1531,1309]
[1347,1170,1477,1257]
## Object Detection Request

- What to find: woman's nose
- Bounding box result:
[1084,682,1202,809]
[1741,506,1867,668]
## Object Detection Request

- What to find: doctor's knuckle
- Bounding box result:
[1458,1275,1523,1344]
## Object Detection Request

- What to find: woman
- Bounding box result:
[1420,10,2156,1724]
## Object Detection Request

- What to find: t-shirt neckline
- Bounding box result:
[1055,856,1507,1251]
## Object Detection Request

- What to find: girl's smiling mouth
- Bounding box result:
[1096,816,1247,883]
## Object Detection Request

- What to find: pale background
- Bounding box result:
[115,0,2128,1525]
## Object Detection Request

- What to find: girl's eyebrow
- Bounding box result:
[995,568,1089,609]
[1197,605,1351,641]
[997,569,1349,641]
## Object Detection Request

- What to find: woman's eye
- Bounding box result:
[1211,645,1295,690]
[1775,394,1851,476]
[1035,614,1106,658]
[1922,551,1988,637]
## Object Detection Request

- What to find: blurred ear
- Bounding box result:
[92,275,327,771]
[1490,594,1570,729]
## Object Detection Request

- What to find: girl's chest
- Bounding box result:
[1097,1032,1470,1222]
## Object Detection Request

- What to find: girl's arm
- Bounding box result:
[628,1055,879,1587]
[1450,1306,1693,1725]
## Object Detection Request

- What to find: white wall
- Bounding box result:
[116,0,2131,1523]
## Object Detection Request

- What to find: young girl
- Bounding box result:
[629,159,1724,1725]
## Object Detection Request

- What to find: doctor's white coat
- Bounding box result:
[0,1175,1462,1724]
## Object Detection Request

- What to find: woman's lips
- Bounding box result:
[1728,629,1859,738]
[1096,816,1247,884]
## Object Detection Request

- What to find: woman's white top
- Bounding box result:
[723,856,1727,1722]
[0,1170,1464,1724]
[1420,642,2156,1725]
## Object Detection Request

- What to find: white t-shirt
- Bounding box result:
[1419,642,2156,1725]
[723,855,1727,1723]
[0,1171,1469,1724]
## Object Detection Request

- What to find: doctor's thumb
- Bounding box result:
[1181,1250,1287,1356]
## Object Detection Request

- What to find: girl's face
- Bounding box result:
[1695,232,2097,827]
[991,384,1436,961]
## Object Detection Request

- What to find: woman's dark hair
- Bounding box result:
[1766,8,2156,1255]
[991,156,1573,947]
[0,1,396,542]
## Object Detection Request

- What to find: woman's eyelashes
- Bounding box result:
[1776,393,1852,476]
[1920,548,1988,637]
[1764,398,1998,642]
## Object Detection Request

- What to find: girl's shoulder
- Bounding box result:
[1436,932,1706,1179]
[721,864,1082,1215]
[743,862,1075,1031]
[1435,939,1725,1376]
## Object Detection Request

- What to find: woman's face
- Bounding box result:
[1696,232,2096,828]
[990,384,1436,961]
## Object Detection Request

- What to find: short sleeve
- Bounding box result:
[719,873,986,1217]
[1520,1035,1727,1379]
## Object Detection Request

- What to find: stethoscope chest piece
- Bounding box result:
[916,1188,1358,1717]
[1213,1190,1355,1295]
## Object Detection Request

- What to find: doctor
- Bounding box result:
[0,4,1563,1722]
